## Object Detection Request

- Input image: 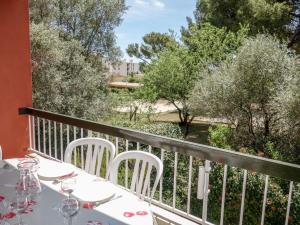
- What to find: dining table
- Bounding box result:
[0,155,154,225]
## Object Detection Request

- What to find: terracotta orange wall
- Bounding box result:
[0,0,32,158]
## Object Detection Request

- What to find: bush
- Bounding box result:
[111,120,183,139]
[208,125,232,149]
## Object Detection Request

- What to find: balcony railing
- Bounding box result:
[20,107,300,225]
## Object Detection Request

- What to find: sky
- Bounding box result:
[115,0,197,62]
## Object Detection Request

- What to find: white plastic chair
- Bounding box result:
[107,151,163,201]
[64,138,116,177]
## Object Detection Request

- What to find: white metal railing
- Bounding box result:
[22,108,300,225]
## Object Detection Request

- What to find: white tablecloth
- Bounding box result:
[0,157,153,225]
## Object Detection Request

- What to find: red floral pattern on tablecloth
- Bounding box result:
[123,211,149,218]
[28,200,37,206]
[2,212,16,219]
[86,220,102,225]
[136,211,148,216]
[0,198,36,220]
[83,202,94,209]
[22,208,34,214]
[123,212,135,218]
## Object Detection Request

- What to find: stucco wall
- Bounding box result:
[0,0,32,158]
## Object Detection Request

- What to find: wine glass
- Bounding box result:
[10,193,28,225]
[60,198,79,225]
[61,177,76,198]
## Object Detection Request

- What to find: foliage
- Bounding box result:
[182,23,248,73]
[191,34,300,161]
[112,120,183,140]
[208,125,232,150]
[30,0,127,60]
[106,88,149,122]
[194,0,291,36]
[140,24,247,135]
[193,0,300,49]
[141,46,195,135]
[31,23,107,120]
[126,32,177,70]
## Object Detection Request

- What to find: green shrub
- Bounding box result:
[208,125,232,149]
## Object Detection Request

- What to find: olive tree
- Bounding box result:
[31,23,108,120]
[191,35,300,160]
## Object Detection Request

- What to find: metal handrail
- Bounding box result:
[19,107,300,182]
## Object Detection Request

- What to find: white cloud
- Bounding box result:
[152,0,165,9]
[132,0,165,10]
[134,0,149,6]
[126,0,167,19]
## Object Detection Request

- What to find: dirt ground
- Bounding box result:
[155,112,212,145]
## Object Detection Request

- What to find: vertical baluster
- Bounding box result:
[81,128,84,169]
[48,120,51,157]
[220,165,228,225]
[137,142,140,151]
[105,135,109,171]
[148,145,152,198]
[125,140,129,189]
[115,137,119,155]
[60,123,63,161]
[43,119,46,154]
[32,116,36,150]
[172,152,178,209]
[54,122,57,159]
[187,155,193,215]
[28,116,32,150]
[239,170,248,225]
[73,127,76,166]
[37,117,41,152]
[159,149,165,203]
[285,181,293,225]
[202,160,211,222]
[67,125,70,145]
[260,175,269,225]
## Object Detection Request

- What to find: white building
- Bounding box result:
[104,60,141,76]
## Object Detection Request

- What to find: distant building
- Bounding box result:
[104,60,141,76]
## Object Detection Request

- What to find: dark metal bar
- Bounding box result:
[20,107,300,182]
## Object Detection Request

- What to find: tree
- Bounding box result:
[182,23,248,73]
[193,0,300,49]
[190,35,300,160]
[30,0,127,60]
[140,24,247,136]
[126,32,177,70]
[31,23,108,120]
[141,46,195,136]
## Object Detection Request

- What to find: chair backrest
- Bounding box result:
[0,145,2,160]
[108,151,163,201]
[64,138,116,177]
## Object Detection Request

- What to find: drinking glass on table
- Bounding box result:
[60,198,79,225]
[10,192,28,225]
[61,177,76,198]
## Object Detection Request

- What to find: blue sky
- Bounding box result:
[115,0,196,62]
